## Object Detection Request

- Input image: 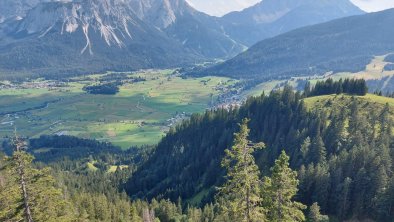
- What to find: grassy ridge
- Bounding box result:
[304,94,394,122]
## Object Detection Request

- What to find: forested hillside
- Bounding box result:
[1,80,394,221]
[196,9,394,82]
[127,84,394,221]
[220,0,363,46]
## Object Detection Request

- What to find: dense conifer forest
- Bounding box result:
[83,83,120,95]
[304,78,368,97]
[1,79,394,221]
[127,82,394,221]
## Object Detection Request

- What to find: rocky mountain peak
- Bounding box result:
[15,0,138,54]
[129,0,194,29]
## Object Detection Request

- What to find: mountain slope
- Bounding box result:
[0,0,47,23]
[128,0,245,58]
[220,0,364,46]
[197,9,394,82]
[126,88,394,220]
[0,0,200,79]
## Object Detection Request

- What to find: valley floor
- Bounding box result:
[0,69,237,148]
[1,55,394,149]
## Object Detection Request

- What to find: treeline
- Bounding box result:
[0,147,194,222]
[99,73,146,83]
[1,133,325,222]
[127,87,394,221]
[2,135,122,163]
[304,78,368,97]
[82,73,147,95]
[83,83,120,95]
[1,137,199,222]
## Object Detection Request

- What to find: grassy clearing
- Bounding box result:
[303,94,394,120]
[304,94,394,108]
[273,55,394,91]
[332,55,394,81]
[107,165,129,173]
[187,189,210,206]
[0,70,236,149]
[242,80,283,97]
[87,162,98,171]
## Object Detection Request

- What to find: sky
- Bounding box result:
[186,0,394,17]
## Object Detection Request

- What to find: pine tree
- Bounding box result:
[304,82,311,97]
[307,202,329,222]
[300,137,311,161]
[0,135,75,222]
[263,151,306,222]
[312,164,330,211]
[310,134,327,164]
[337,177,352,220]
[216,118,265,222]
[375,177,394,221]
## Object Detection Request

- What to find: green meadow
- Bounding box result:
[0,70,237,149]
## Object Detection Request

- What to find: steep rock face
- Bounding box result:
[221,0,364,45]
[0,0,200,79]
[0,0,367,79]
[0,0,246,79]
[129,0,190,29]
[14,0,136,52]
[128,0,246,58]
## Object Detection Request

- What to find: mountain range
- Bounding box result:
[0,0,47,23]
[0,0,366,79]
[197,8,394,82]
[220,0,364,46]
[0,0,200,79]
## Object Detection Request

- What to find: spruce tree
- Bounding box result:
[216,118,265,222]
[307,202,329,222]
[263,151,306,222]
[310,134,327,164]
[0,135,75,222]
[300,137,311,161]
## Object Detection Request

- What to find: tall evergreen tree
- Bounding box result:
[307,202,329,222]
[0,135,75,222]
[263,151,306,222]
[300,137,311,162]
[216,118,265,222]
[337,177,352,220]
[309,133,327,165]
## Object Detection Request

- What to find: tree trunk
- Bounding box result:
[16,154,34,222]
[246,186,251,222]
[13,134,34,222]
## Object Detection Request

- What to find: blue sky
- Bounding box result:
[186,0,394,16]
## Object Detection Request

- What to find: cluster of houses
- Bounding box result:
[0,80,67,90]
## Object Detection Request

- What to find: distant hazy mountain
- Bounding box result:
[0,0,48,23]
[128,0,245,58]
[196,9,394,82]
[0,0,248,79]
[0,0,370,79]
[0,0,200,79]
[221,0,365,45]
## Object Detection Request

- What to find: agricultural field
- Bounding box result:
[0,70,238,149]
[248,54,394,93]
[2,56,392,150]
